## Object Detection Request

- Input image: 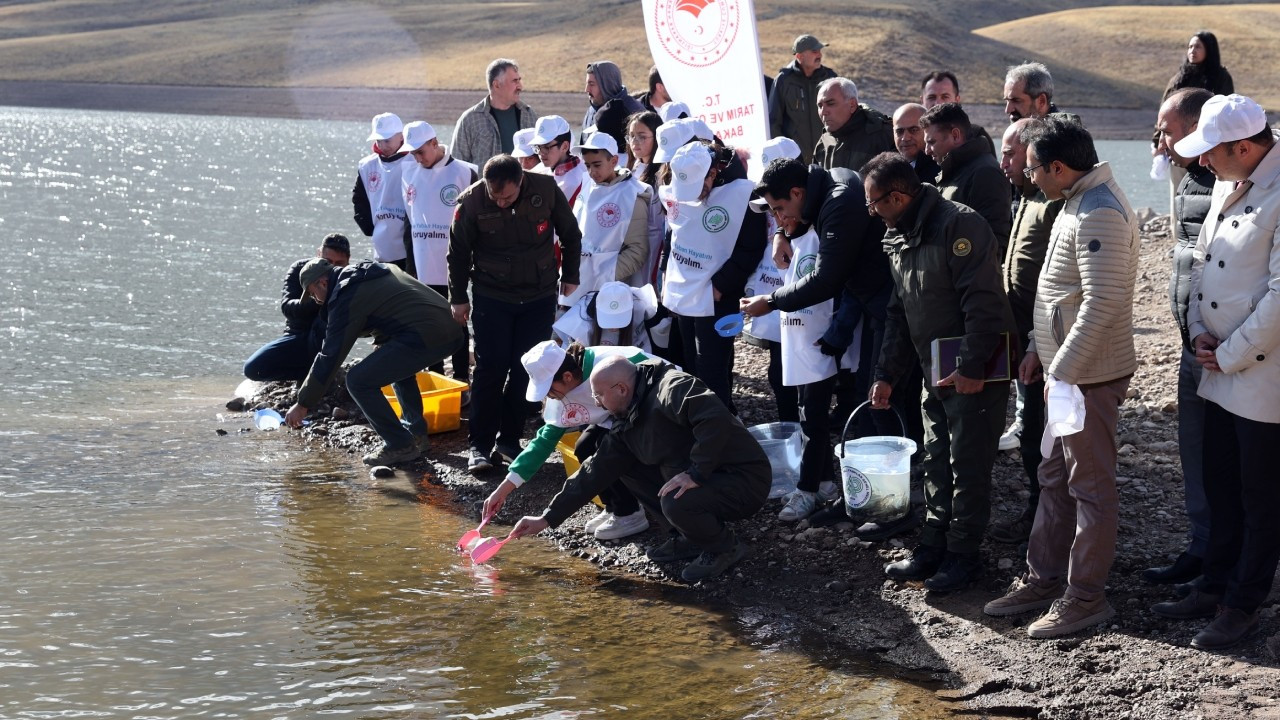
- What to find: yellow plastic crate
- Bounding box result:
[555,431,603,508]
[380,371,468,434]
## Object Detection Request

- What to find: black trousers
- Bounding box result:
[621,462,769,553]
[1199,401,1280,612]
[468,294,554,454]
[674,295,740,414]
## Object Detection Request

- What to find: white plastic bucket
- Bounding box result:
[747,422,803,499]
[834,402,917,523]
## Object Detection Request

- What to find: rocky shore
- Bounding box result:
[231,217,1279,719]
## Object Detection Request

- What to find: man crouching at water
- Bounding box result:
[509,356,770,582]
[284,258,464,466]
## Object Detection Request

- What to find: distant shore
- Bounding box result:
[0,80,1160,140]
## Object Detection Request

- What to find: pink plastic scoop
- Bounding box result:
[469,533,515,563]
[456,512,493,551]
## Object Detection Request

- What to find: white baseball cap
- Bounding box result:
[531,115,571,146]
[653,118,716,163]
[368,112,404,141]
[521,340,568,401]
[398,121,438,152]
[748,137,805,212]
[669,142,714,203]
[595,282,633,329]
[658,101,692,123]
[512,128,536,158]
[571,131,618,156]
[1174,94,1268,158]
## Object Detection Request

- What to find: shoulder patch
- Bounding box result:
[1088,239,1101,252]
[952,237,972,257]
[530,194,544,208]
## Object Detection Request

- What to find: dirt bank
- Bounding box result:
[232,217,1280,718]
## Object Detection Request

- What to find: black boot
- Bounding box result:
[924,551,982,592]
[885,544,945,580]
[1142,551,1203,585]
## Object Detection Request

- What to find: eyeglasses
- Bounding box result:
[1023,162,1049,179]
[590,382,624,404]
[865,191,892,209]
[534,142,562,152]
[625,133,653,142]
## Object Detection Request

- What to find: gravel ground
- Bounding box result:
[233,217,1280,719]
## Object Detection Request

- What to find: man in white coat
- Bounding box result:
[1151,94,1280,651]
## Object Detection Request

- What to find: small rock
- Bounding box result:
[889,539,905,549]
[215,428,228,436]
[826,580,850,592]
[1160,399,1178,413]
[332,407,350,420]
[370,465,395,478]
[1266,633,1280,661]
[225,397,246,411]
[1118,444,1136,456]
[1125,388,1140,400]
[998,558,1014,571]
[835,522,855,533]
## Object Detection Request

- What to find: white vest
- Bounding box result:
[534,159,585,207]
[779,227,838,386]
[542,346,653,429]
[560,174,645,306]
[357,153,413,262]
[401,153,477,286]
[745,215,786,342]
[660,178,755,317]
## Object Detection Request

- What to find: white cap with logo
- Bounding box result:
[521,340,568,401]
[658,101,692,123]
[368,112,404,141]
[653,118,717,163]
[669,142,714,203]
[398,121,438,152]
[571,131,618,156]
[1174,93,1268,158]
[595,281,633,329]
[531,115,572,146]
[512,128,536,158]
[748,137,805,212]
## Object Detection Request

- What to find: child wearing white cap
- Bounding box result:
[399,120,479,385]
[530,115,586,207]
[511,128,540,170]
[482,340,660,540]
[556,133,652,308]
[658,141,767,413]
[354,112,415,269]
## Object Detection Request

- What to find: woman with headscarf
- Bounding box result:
[584,61,646,165]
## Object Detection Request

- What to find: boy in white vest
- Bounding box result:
[558,132,650,308]
[353,112,414,270]
[400,121,479,384]
[530,115,585,207]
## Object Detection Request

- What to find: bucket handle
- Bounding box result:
[836,401,908,458]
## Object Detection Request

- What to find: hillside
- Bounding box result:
[0,1,1274,109]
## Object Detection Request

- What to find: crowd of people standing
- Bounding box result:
[242,31,1278,651]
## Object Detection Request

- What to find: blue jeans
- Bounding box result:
[1178,349,1210,556]
[345,334,464,449]
[468,294,555,454]
[244,333,317,382]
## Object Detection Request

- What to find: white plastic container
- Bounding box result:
[834,402,916,523]
[747,422,803,499]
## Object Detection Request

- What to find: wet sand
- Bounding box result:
[0,80,1159,139]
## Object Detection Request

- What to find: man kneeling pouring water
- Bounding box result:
[509,356,771,582]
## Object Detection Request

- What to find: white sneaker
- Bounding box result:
[584,509,612,534]
[998,421,1023,451]
[593,510,650,540]
[778,490,819,522]
[818,480,841,502]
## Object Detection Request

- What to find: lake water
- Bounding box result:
[0,106,974,719]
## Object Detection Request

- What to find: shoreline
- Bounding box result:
[240,215,1280,720]
[0,80,1158,140]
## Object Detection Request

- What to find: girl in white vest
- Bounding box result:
[626,111,667,289]
[559,133,651,307]
[482,340,661,540]
[399,121,479,383]
[660,141,767,413]
[354,113,414,267]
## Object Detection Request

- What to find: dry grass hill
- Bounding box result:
[0,0,1275,109]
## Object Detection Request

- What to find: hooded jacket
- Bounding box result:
[584,61,645,153]
[297,261,462,409]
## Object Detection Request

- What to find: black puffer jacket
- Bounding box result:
[1169,163,1215,351]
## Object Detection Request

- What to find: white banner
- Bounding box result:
[642,0,768,161]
